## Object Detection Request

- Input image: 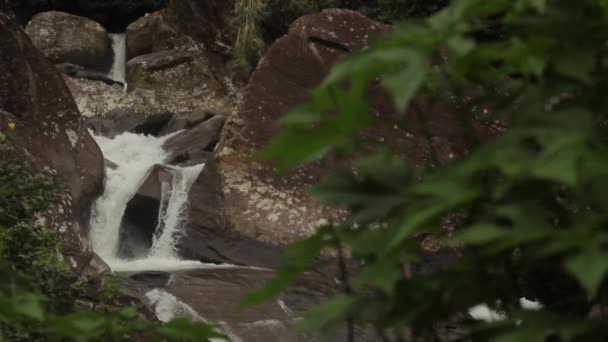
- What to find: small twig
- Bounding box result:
[331,226,355,342]
[411,100,440,167]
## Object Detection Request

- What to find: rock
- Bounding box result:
[130,268,295,342]
[182,8,498,258]
[179,158,284,268]
[63,76,126,117]
[126,10,184,60]
[162,115,226,165]
[120,164,173,258]
[104,158,118,170]
[159,110,215,135]
[66,48,236,118]
[25,11,113,73]
[57,63,124,87]
[9,0,166,32]
[127,50,234,115]
[86,110,173,137]
[61,1,241,119]
[0,13,105,272]
[164,0,235,54]
[126,267,377,341]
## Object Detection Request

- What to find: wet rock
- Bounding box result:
[104,158,118,170]
[159,110,215,135]
[131,267,295,342]
[57,63,124,87]
[25,11,113,73]
[0,13,105,271]
[120,164,173,258]
[178,158,284,268]
[162,115,226,165]
[86,109,173,138]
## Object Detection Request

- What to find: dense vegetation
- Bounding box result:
[242,0,608,340]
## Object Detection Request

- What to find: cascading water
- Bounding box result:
[89,131,212,272]
[149,164,205,258]
[107,33,127,89]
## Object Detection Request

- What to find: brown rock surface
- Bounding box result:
[185,9,391,251]
[126,10,184,60]
[162,115,226,165]
[25,11,113,73]
[181,8,497,260]
[129,268,300,342]
[0,13,105,271]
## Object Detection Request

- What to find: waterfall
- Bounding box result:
[108,33,127,88]
[149,164,205,258]
[89,131,209,272]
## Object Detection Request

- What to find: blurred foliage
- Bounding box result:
[243,0,608,340]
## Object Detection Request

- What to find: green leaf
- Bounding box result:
[564,243,608,297]
[295,296,359,333]
[454,224,509,244]
[382,50,427,112]
[241,232,329,308]
[12,294,45,321]
[353,262,401,294]
[156,318,227,340]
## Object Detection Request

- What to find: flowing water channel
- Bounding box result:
[107,33,127,88]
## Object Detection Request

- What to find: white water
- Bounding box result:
[89,131,206,271]
[149,164,205,258]
[468,298,543,322]
[108,33,127,88]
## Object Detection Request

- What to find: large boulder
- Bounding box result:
[25,11,113,73]
[0,13,105,272]
[180,9,498,263]
[162,115,226,165]
[127,50,235,115]
[126,10,183,61]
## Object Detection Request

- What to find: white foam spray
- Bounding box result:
[89,131,206,271]
[149,164,205,258]
[90,132,170,262]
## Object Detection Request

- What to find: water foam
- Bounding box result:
[90,132,170,261]
[90,131,206,271]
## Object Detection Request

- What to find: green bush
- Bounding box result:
[244,0,608,340]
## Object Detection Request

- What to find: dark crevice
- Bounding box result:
[308,35,351,53]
